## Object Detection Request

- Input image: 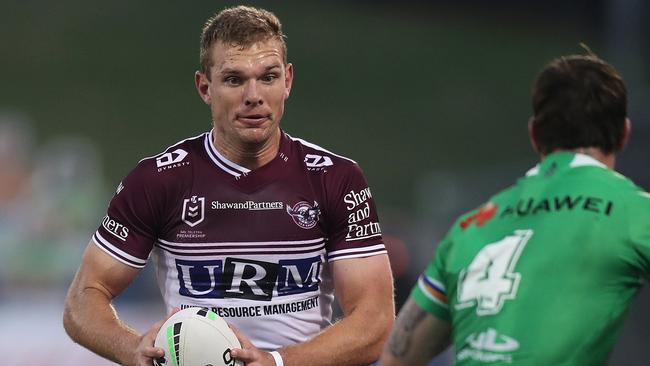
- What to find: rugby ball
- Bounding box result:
[153,307,243,366]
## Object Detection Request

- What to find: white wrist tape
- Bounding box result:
[269,351,284,366]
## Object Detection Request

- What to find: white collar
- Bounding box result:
[525,153,607,177]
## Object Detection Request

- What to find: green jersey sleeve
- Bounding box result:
[629,191,650,280]
[410,232,453,322]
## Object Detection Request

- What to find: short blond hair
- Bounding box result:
[200,5,287,78]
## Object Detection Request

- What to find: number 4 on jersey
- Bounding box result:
[456,229,533,315]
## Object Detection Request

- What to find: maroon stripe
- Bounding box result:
[156,240,325,251]
[327,248,386,260]
[94,234,145,267]
[155,243,325,256]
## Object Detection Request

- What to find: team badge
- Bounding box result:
[286,201,321,229]
[182,196,205,227]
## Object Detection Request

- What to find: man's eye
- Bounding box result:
[261,74,278,83]
[224,76,242,85]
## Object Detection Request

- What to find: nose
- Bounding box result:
[243,80,264,107]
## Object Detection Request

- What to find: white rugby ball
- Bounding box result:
[153,307,243,366]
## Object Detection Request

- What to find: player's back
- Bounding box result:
[436,152,650,365]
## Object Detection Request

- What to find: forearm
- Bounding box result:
[63,286,140,365]
[379,299,451,366]
[280,304,394,366]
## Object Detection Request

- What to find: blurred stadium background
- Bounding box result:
[0,0,648,364]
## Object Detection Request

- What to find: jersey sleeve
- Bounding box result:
[629,191,650,281]
[410,231,454,322]
[92,161,162,268]
[323,162,386,262]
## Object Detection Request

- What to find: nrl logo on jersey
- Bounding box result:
[156,148,190,172]
[182,196,205,227]
[286,201,321,229]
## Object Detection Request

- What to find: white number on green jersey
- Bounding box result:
[456,229,532,315]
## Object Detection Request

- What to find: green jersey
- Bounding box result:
[411,152,650,365]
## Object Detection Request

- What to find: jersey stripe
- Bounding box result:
[156,240,325,253]
[204,130,251,176]
[328,248,387,261]
[154,242,325,257]
[93,232,147,268]
[208,133,251,173]
[203,134,244,177]
[286,134,357,164]
[418,275,448,307]
[138,132,205,164]
[328,244,385,257]
[157,237,325,247]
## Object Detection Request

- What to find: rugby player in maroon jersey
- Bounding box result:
[63,5,394,366]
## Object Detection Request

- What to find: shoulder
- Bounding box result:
[285,133,363,175]
[613,174,650,215]
[565,167,648,209]
[607,175,650,254]
[441,181,518,238]
[122,131,207,188]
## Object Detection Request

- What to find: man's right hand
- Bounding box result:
[127,309,179,366]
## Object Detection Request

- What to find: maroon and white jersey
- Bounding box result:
[93,130,386,349]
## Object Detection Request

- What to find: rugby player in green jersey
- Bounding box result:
[379,52,650,366]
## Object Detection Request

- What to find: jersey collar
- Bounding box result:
[203,129,292,178]
[525,152,607,177]
[203,130,252,178]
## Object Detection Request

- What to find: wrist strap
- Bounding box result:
[269,351,284,366]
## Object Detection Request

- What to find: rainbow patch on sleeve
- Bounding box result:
[418,275,448,308]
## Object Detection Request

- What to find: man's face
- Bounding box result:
[195,39,293,149]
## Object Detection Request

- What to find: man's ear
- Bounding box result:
[284,63,294,99]
[528,116,541,154]
[619,118,631,151]
[195,71,211,105]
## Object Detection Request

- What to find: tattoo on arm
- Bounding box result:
[386,301,428,357]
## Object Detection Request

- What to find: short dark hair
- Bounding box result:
[200,6,287,79]
[531,53,627,155]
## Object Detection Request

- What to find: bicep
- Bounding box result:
[67,241,141,302]
[382,298,451,366]
[331,254,394,315]
[63,241,144,357]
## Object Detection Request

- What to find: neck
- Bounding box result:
[543,148,616,169]
[213,129,281,170]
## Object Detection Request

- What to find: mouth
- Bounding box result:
[236,113,270,126]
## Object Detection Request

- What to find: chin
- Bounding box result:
[238,128,275,145]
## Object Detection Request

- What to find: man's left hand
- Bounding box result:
[230,326,278,366]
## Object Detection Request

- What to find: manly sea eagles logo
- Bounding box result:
[286,201,321,229]
[182,196,205,227]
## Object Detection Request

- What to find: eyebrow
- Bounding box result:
[219,64,282,75]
